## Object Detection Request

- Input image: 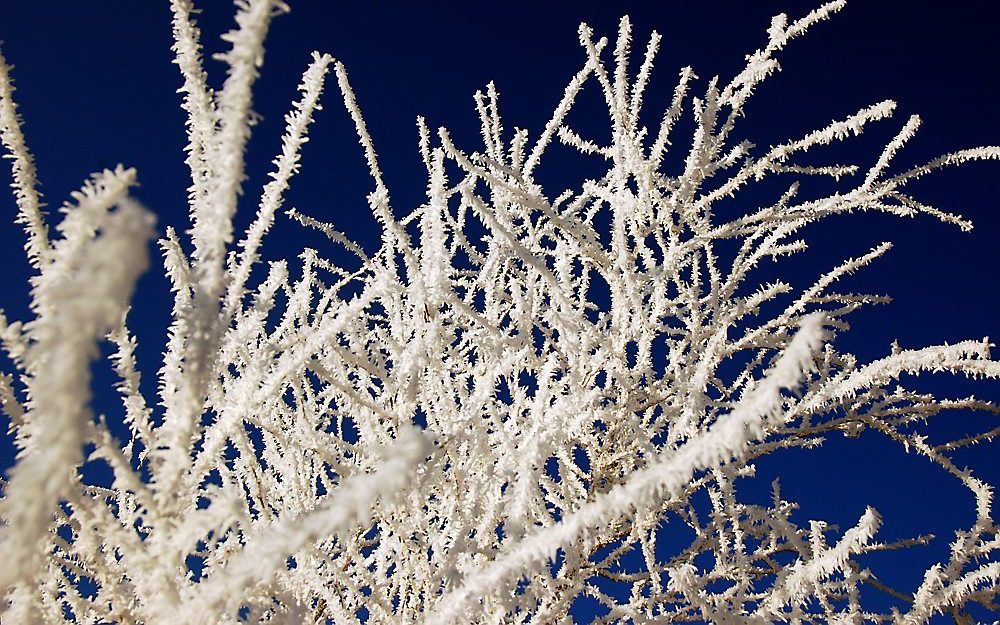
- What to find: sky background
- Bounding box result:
[0,1,998,621]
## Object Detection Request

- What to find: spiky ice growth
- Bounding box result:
[0,1,998,623]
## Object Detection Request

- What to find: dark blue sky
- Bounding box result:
[1,1,998,621]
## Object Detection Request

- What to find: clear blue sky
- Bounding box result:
[1,1,998,621]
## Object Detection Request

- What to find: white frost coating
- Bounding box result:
[0,176,153,598]
[168,0,215,212]
[756,507,881,617]
[428,314,827,624]
[0,48,48,266]
[192,0,283,298]
[152,0,286,513]
[0,2,998,623]
[225,51,333,317]
[181,426,429,624]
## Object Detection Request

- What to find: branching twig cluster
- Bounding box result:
[0,1,997,623]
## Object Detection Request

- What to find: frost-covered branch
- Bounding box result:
[0,170,152,603]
